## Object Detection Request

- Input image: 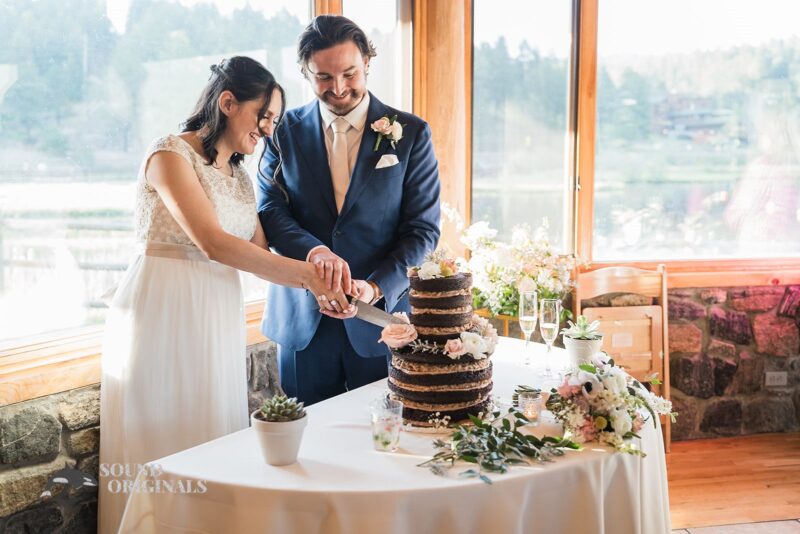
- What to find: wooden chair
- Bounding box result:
[574,265,671,452]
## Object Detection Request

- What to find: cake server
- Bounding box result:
[349,298,408,327]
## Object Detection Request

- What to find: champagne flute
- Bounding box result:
[539,299,561,378]
[518,291,538,366]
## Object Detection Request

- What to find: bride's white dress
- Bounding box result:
[99,135,255,534]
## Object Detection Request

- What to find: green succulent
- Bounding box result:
[257,395,306,422]
[561,315,603,340]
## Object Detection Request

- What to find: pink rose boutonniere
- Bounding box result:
[371,114,403,152]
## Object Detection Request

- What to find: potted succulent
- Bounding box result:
[251,394,307,466]
[561,315,604,365]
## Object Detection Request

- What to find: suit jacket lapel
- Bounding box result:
[292,101,337,218]
[338,93,388,220]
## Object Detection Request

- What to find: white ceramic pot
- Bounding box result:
[563,335,604,366]
[251,411,308,466]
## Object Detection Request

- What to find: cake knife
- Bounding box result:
[348,298,408,327]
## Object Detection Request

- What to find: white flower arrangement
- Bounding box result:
[458,218,581,316]
[546,353,676,456]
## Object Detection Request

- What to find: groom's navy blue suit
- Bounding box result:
[257,92,440,404]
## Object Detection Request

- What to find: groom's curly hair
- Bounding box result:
[297,15,377,78]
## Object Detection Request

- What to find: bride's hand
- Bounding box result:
[303,264,357,319]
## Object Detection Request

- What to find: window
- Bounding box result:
[594,0,800,261]
[0,0,311,344]
[343,0,413,112]
[471,0,572,249]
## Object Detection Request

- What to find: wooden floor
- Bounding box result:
[667,433,800,529]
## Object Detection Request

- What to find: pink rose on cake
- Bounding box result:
[379,313,418,348]
[443,338,467,358]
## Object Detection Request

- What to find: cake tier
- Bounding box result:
[391,346,484,364]
[409,292,472,309]
[390,323,497,362]
[397,396,493,426]
[409,309,473,328]
[389,380,493,404]
[389,355,492,385]
[389,355,493,426]
[414,325,473,344]
[409,272,472,293]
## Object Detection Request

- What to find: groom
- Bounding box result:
[257,15,441,405]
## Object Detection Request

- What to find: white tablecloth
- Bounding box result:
[117,337,671,534]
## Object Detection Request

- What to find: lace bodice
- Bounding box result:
[134,135,257,246]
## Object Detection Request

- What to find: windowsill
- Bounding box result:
[0,301,268,406]
[586,258,800,288]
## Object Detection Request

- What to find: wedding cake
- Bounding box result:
[380,254,498,427]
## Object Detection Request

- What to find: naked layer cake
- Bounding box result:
[386,257,498,427]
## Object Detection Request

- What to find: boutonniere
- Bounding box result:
[370,115,403,152]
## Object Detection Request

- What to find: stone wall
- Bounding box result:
[667,286,800,440]
[0,340,280,533]
[583,285,800,440]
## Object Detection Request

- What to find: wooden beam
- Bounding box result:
[413,0,472,256]
[0,302,269,406]
[314,0,342,15]
[575,0,599,262]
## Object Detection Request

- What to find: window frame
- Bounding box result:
[0,0,419,405]
[573,0,800,283]
[5,0,799,405]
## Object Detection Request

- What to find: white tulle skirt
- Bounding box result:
[98,243,249,534]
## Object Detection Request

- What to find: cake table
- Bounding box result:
[117,337,672,534]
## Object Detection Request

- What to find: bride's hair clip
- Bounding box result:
[209,60,230,81]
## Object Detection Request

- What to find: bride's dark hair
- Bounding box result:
[182,56,285,167]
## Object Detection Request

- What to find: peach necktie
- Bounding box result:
[331,117,351,213]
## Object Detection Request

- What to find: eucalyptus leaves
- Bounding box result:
[418,408,579,484]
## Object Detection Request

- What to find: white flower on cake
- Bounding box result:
[472,315,498,355]
[417,261,442,280]
[460,332,488,359]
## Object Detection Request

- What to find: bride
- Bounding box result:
[98,56,356,534]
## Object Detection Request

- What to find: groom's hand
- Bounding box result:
[307,246,354,296]
[350,280,379,304]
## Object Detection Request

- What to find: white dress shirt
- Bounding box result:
[318,93,371,184]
